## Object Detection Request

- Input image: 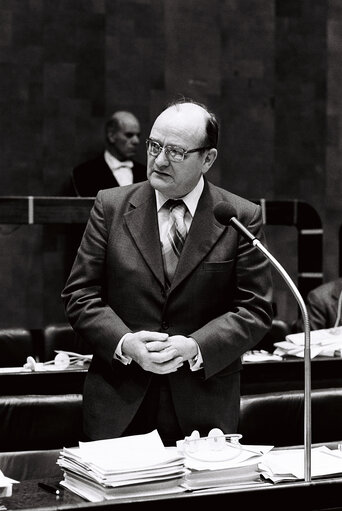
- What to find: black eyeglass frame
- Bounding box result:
[146,138,211,162]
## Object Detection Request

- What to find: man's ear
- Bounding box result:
[107,129,116,144]
[202,148,218,173]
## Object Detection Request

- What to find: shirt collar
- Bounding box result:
[104,150,133,170]
[155,176,204,217]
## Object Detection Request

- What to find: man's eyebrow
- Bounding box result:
[150,137,185,150]
[125,132,140,137]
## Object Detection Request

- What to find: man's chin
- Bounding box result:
[149,173,174,192]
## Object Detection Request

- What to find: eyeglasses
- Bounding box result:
[146,138,210,162]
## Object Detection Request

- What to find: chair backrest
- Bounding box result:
[239,387,342,447]
[0,328,34,367]
[43,323,90,361]
[0,449,61,481]
[0,393,83,451]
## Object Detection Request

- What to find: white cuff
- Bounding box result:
[114,334,132,365]
[188,342,203,371]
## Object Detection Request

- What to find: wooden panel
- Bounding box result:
[0,0,334,328]
[0,197,93,224]
[0,197,323,307]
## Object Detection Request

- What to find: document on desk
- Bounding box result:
[0,470,18,497]
[57,430,187,502]
[274,326,342,358]
[242,351,283,362]
[259,446,342,483]
[76,429,183,472]
[179,444,274,491]
[181,444,274,471]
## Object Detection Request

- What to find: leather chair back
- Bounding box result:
[0,394,83,451]
[0,328,34,367]
[43,323,91,361]
[239,387,342,447]
[0,449,61,481]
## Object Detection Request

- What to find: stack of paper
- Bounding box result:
[242,350,283,362]
[0,470,18,497]
[259,446,342,483]
[57,430,187,502]
[178,442,274,490]
[273,326,342,358]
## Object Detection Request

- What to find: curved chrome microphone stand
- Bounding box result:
[254,239,311,482]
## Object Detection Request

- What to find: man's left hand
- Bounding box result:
[145,335,198,362]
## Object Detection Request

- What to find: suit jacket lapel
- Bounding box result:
[123,180,227,292]
[101,155,120,187]
[171,181,226,291]
[123,183,165,287]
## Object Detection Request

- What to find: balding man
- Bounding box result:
[62,99,273,446]
[72,110,146,196]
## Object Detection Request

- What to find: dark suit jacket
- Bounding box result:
[306,279,342,330]
[62,179,273,440]
[72,153,146,196]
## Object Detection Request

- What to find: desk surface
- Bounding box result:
[3,474,342,511]
[2,443,342,510]
[241,355,342,394]
[1,356,342,396]
[0,368,87,395]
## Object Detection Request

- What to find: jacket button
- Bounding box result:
[162,322,169,330]
[161,288,166,298]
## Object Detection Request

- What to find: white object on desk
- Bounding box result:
[274,326,342,358]
[259,445,342,482]
[242,350,283,362]
[57,430,186,502]
[0,469,18,497]
[22,352,92,372]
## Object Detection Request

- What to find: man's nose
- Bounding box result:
[131,135,140,145]
[154,148,170,167]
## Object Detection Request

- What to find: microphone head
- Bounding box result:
[213,201,237,226]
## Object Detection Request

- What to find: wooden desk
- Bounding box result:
[0,368,87,395]
[241,356,342,394]
[1,442,342,510]
[2,472,342,510]
[1,357,342,396]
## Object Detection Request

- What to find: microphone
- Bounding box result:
[214,200,312,482]
[213,202,257,243]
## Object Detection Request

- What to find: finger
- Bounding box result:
[154,357,184,374]
[141,331,169,342]
[145,341,172,352]
[150,349,178,364]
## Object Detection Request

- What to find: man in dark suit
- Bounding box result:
[305,278,342,330]
[62,99,273,446]
[72,110,146,196]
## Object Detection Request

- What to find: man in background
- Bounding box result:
[305,278,342,330]
[72,110,146,196]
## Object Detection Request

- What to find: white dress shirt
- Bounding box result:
[115,177,205,370]
[104,150,134,186]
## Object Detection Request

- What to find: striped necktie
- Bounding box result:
[162,199,188,286]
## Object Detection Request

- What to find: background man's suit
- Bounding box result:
[62,178,273,440]
[306,278,342,330]
[72,153,146,196]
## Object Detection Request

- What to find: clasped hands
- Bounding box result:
[122,331,198,374]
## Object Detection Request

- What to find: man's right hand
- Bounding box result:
[122,331,184,374]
